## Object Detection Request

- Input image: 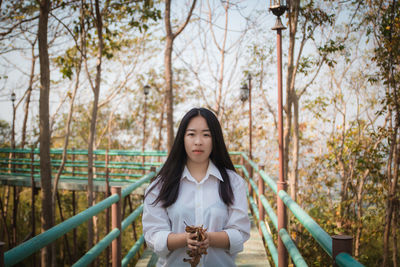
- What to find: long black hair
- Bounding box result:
[146,107,235,208]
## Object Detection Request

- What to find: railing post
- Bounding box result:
[277,181,288,267]
[258,165,265,224]
[111,186,122,267]
[332,235,353,267]
[0,241,4,267]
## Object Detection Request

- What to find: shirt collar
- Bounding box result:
[181,160,224,183]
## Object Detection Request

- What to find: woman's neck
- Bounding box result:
[186,159,209,182]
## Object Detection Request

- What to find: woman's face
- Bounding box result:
[184,115,213,165]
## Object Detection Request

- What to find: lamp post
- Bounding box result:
[11,92,16,151]
[240,75,254,195]
[247,74,252,164]
[10,92,17,247]
[240,77,252,161]
[10,92,16,174]
[269,1,288,267]
[142,85,150,172]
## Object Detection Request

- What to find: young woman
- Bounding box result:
[142,108,250,267]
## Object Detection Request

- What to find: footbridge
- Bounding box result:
[0,148,364,267]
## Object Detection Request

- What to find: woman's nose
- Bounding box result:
[194,136,202,145]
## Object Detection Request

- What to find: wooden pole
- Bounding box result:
[332,235,353,267]
[111,187,122,267]
[0,241,5,267]
[273,16,288,267]
[258,165,265,243]
[30,147,36,267]
[72,149,77,262]
[105,150,110,267]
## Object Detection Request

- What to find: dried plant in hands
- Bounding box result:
[183,224,208,267]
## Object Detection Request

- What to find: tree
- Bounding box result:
[38,0,52,265]
[369,1,400,264]
[164,0,197,151]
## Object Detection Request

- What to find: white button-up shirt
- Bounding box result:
[142,161,250,267]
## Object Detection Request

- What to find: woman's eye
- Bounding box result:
[204,133,210,137]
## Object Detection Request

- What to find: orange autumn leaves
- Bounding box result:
[183,225,208,267]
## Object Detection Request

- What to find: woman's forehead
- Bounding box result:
[186,116,210,130]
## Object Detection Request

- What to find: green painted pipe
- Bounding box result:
[0,172,139,183]
[241,165,250,179]
[121,168,159,198]
[260,195,278,230]
[122,205,143,231]
[335,252,364,267]
[72,228,120,267]
[278,228,308,267]
[122,235,145,267]
[248,193,278,267]
[241,153,259,173]
[4,194,119,267]
[0,167,144,178]
[278,190,332,257]
[247,174,278,229]
[259,170,278,194]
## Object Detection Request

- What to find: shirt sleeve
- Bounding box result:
[142,180,172,258]
[223,171,251,255]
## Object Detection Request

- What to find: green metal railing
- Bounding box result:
[240,153,364,267]
[2,169,158,267]
[0,149,364,266]
[0,149,166,187]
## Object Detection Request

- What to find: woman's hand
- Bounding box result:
[186,232,209,251]
[197,232,209,253]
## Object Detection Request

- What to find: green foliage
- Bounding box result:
[0,120,11,147]
[52,0,161,80]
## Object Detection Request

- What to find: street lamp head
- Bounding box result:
[247,73,252,83]
[143,85,150,96]
[11,92,16,103]
[269,0,288,17]
[240,83,249,102]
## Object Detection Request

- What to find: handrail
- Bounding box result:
[3,168,158,267]
[247,192,278,266]
[4,194,119,266]
[244,166,308,267]
[240,153,364,267]
[336,253,364,267]
[0,148,168,156]
[0,148,243,156]
[0,157,163,166]
[72,228,121,267]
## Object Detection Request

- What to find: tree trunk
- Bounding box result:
[87,0,104,250]
[214,0,229,118]
[38,0,53,265]
[164,0,197,151]
[157,100,165,152]
[21,42,36,149]
[164,35,174,151]
[383,125,399,266]
[284,0,300,187]
[51,51,81,216]
[290,96,299,202]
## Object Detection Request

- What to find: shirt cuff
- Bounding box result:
[154,230,172,257]
[223,228,244,254]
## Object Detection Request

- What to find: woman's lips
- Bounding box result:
[193,150,204,154]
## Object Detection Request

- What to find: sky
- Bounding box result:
[0,0,279,135]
